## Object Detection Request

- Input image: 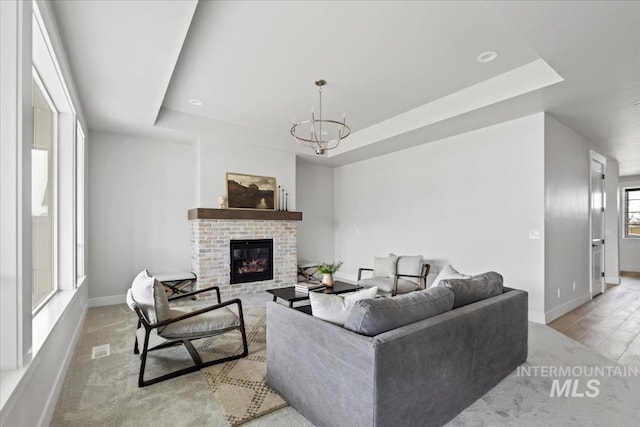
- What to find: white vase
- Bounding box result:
[322,273,334,287]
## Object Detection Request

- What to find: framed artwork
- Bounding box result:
[226,172,276,210]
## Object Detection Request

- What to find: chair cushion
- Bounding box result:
[309,287,378,326]
[344,287,455,336]
[395,255,424,285]
[128,269,170,324]
[373,255,397,278]
[129,270,157,322]
[429,264,471,288]
[153,278,170,322]
[159,305,240,339]
[357,277,419,294]
[439,271,503,308]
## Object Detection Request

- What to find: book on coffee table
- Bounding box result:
[295,282,326,293]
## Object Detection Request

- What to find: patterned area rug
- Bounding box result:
[199,306,287,426]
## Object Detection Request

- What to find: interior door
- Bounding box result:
[590,158,605,297]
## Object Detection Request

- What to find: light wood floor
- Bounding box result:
[549,272,640,368]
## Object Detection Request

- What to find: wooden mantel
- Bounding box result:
[188,208,302,221]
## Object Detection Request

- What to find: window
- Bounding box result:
[76,122,85,283]
[624,187,640,238]
[31,0,84,305]
[1,0,87,375]
[32,76,57,310]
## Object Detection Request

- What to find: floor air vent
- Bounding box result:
[91,344,110,359]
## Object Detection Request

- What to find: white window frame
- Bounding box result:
[31,68,59,314]
[622,186,640,239]
[76,121,86,285]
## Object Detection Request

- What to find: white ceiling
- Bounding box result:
[50,0,640,175]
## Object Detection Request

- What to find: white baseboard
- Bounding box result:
[545,293,591,324]
[528,311,546,324]
[88,294,126,307]
[605,276,621,285]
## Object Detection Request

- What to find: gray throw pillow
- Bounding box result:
[343,287,454,336]
[439,271,503,308]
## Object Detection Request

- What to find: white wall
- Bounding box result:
[620,175,640,272]
[197,136,297,209]
[543,114,593,321]
[296,159,334,263]
[605,161,620,282]
[87,130,299,303]
[333,114,546,321]
[541,114,620,322]
[88,132,196,302]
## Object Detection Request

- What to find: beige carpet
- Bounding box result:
[199,306,287,426]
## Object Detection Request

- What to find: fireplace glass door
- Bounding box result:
[230,239,274,284]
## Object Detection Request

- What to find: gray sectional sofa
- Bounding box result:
[266,285,528,427]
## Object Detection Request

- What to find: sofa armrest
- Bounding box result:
[371,288,528,427]
[267,302,376,426]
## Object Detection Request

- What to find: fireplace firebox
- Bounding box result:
[230,239,274,284]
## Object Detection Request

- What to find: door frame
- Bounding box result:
[589,150,607,298]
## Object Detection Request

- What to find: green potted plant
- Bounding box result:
[316,261,343,287]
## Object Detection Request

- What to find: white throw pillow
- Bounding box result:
[128,269,171,325]
[130,269,157,322]
[373,255,397,278]
[430,264,471,288]
[309,287,378,326]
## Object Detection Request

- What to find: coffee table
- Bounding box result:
[266,281,363,308]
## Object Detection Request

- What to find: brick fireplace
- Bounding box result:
[189,208,302,299]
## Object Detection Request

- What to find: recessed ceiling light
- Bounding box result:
[632,100,640,107]
[188,98,203,106]
[477,51,499,63]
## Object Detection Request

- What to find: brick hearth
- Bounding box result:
[190,212,301,299]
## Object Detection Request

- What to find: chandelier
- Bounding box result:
[290,79,351,155]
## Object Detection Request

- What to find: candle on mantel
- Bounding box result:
[277,185,281,211]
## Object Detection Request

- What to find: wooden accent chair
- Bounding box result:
[357,255,430,297]
[126,270,248,387]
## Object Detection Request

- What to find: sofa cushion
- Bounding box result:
[373,255,397,277]
[429,264,471,288]
[344,287,454,336]
[357,277,420,294]
[309,286,378,326]
[439,271,503,308]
